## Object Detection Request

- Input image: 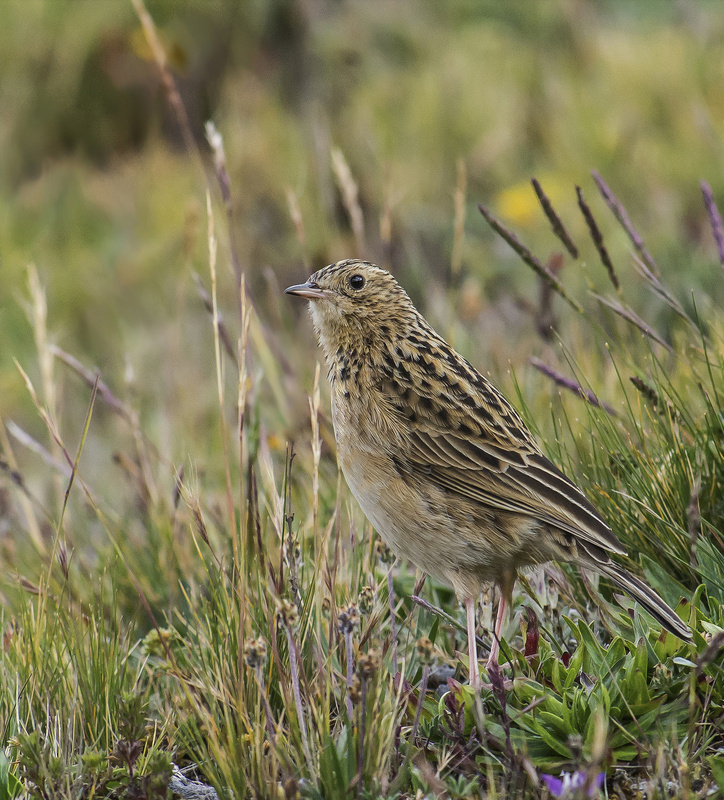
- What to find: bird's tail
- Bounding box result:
[598,561,693,642]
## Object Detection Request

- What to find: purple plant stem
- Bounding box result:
[576,186,620,291]
[357,675,368,800]
[285,626,312,768]
[345,629,354,720]
[591,170,658,276]
[530,358,618,416]
[531,177,579,259]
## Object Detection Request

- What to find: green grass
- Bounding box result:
[2,2,724,798]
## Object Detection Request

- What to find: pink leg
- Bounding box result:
[465,596,481,689]
[486,592,507,668]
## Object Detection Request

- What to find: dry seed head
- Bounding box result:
[283,777,299,800]
[277,598,299,629]
[337,604,360,634]
[141,627,176,659]
[244,637,267,669]
[358,648,380,679]
[375,540,395,566]
[284,541,303,570]
[358,586,374,615]
[348,674,362,704]
[416,636,435,666]
[321,596,331,614]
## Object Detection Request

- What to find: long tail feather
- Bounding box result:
[598,562,692,641]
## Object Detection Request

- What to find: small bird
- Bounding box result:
[286,260,692,688]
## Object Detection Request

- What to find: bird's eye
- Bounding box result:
[349,274,365,290]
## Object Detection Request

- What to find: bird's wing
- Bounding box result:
[381,356,625,557]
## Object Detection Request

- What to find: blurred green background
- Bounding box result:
[2,0,724,465]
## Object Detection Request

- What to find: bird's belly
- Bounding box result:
[331,388,533,593]
[336,435,503,590]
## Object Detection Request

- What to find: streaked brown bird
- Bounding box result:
[286,260,692,688]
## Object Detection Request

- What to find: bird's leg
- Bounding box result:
[464,596,481,689]
[487,570,515,668]
[486,592,506,668]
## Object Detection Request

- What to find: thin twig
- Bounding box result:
[531,178,579,258]
[477,204,582,313]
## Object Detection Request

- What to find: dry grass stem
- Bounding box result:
[206,121,242,289]
[477,203,583,313]
[193,273,237,365]
[6,420,72,479]
[451,158,467,279]
[591,293,673,351]
[286,188,309,271]
[131,0,202,175]
[49,345,133,423]
[332,147,365,256]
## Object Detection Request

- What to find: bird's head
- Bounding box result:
[285,260,416,355]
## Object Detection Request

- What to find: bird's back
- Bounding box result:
[328,312,626,588]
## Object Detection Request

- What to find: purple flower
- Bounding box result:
[541,771,605,797]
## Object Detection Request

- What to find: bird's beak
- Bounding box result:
[284,280,326,300]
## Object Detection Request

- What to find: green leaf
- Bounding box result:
[538,710,572,737]
[0,751,22,800]
[708,755,724,791]
[564,647,584,691]
[574,620,605,672]
[528,719,572,759]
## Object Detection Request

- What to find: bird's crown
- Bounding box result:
[286,260,420,354]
